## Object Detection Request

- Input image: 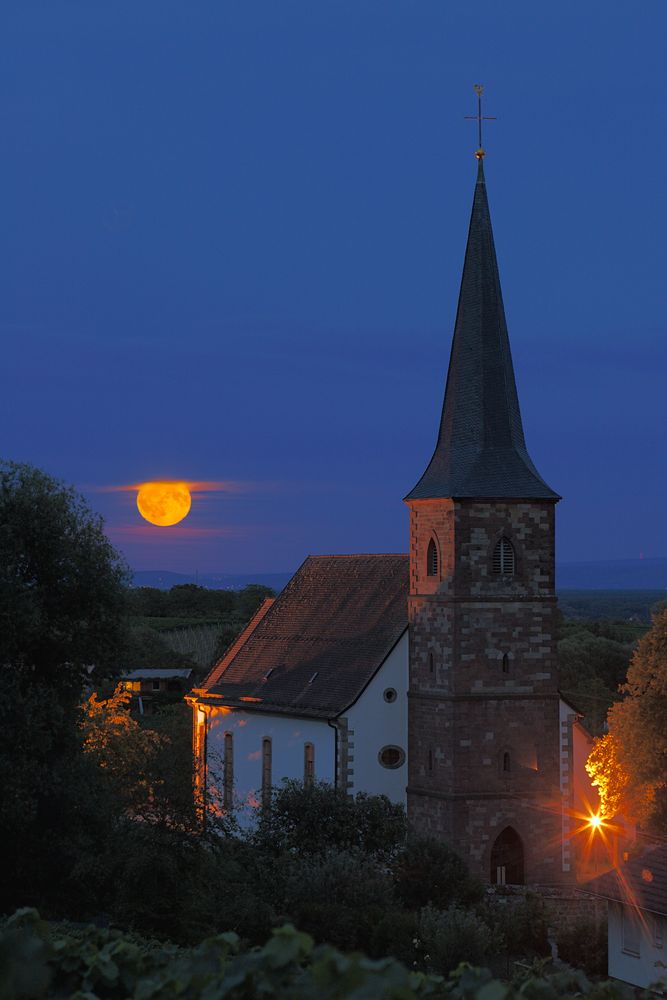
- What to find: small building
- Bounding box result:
[580,843,667,989]
[121,668,193,714]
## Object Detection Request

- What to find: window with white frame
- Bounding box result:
[622,906,641,956]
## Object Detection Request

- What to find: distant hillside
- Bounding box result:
[134,557,667,594]
[132,569,293,591]
[558,590,665,622]
[557,557,667,590]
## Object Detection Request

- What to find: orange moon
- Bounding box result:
[136,482,192,526]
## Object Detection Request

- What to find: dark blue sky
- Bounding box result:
[3,2,666,574]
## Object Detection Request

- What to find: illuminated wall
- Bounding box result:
[202,707,336,823]
[345,630,408,805]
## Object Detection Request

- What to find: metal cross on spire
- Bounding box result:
[465,84,496,159]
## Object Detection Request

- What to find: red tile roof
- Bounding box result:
[580,842,667,916]
[194,554,408,718]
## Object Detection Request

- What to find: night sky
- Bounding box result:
[3,2,666,575]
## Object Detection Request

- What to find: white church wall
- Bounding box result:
[345,630,408,806]
[204,705,335,823]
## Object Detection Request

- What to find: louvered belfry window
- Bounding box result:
[492,537,515,576]
[427,538,438,577]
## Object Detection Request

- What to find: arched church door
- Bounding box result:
[490,827,524,885]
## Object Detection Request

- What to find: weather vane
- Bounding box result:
[465,84,496,159]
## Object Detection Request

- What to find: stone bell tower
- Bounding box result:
[405,151,565,885]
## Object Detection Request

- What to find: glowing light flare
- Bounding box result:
[137,482,191,526]
[588,813,602,829]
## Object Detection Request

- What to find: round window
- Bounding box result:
[378,745,405,769]
[383,687,397,703]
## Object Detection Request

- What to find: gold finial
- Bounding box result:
[465,83,496,159]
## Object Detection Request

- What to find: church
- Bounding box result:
[188,145,598,885]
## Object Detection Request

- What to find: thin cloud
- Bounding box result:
[86,480,254,494]
[107,524,244,541]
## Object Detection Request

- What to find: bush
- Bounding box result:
[254,780,407,860]
[282,848,395,953]
[368,908,418,966]
[417,905,498,975]
[284,848,394,913]
[394,836,483,911]
[486,892,550,958]
[556,915,608,977]
[0,909,636,999]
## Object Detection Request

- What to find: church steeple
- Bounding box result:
[406,158,558,501]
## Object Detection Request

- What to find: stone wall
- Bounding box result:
[407,496,567,884]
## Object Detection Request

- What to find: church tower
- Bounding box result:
[405,150,565,884]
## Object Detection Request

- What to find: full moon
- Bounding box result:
[136,482,192,526]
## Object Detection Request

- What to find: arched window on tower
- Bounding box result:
[492,537,515,576]
[502,653,509,674]
[427,538,438,577]
[502,751,511,773]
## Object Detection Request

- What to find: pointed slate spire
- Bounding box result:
[406,159,559,501]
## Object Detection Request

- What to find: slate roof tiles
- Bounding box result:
[406,158,558,502]
[194,554,409,718]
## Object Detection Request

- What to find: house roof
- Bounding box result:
[579,843,667,916]
[123,668,192,680]
[194,554,409,719]
[406,158,559,502]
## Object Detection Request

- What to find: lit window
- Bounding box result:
[261,737,272,807]
[304,742,315,787]
[492,537,515,576]
[223,732,233,811]
[378,745,406,769]
[427,538,438,577]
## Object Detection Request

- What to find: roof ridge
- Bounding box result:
[198,597,276,690]
[306,553,408,559]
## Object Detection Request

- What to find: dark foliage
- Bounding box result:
[126,583,274,622]
[254,779,407,860]
[0,462,128,915]
[0,910,633,1000]
[556,915,608,977]
[393,836,484,911]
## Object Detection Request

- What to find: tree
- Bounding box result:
[393,836,483,911]
[0,461,128,912]
[81,685,165,814]
[253,781,407,860]
[0,461,128,688]
[591,606,667,829]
